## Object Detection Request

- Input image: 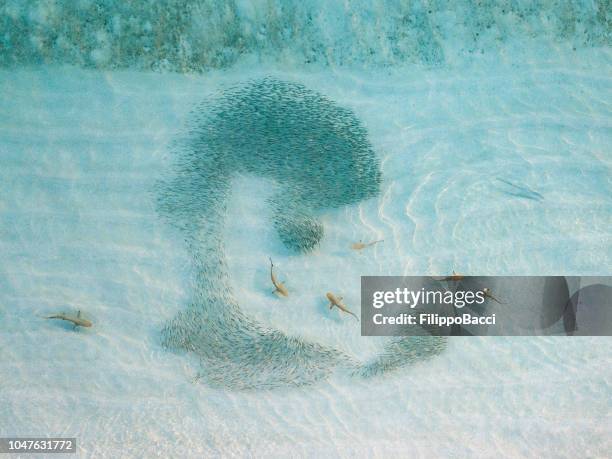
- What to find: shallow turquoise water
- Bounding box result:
[0,2,611,457]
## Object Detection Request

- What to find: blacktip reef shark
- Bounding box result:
[46,310,92,329]
[350,239,383,250]
[326,292,359,321]
[269,258,288,297]
[433,271,465,282]
[482,288,505,304]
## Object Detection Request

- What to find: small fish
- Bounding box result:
[46,310,92,329]
[351,239,383,250]
[326,292,359,321]
[269,258,288,297]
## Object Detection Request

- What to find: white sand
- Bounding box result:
[0,48,610,457]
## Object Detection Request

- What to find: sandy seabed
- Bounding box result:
[0,47,610,457]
